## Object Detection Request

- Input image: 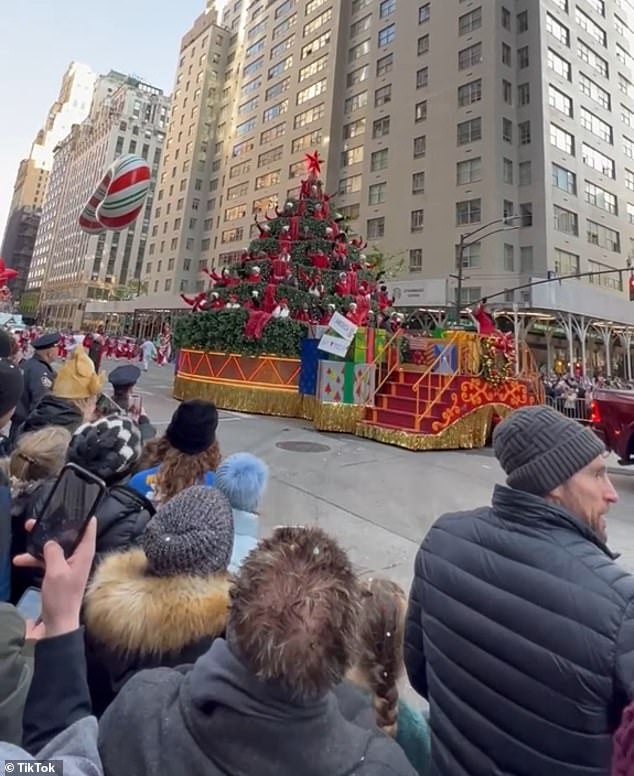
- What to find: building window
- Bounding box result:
[458,242,481,269]
[457,157,482,184]
[376,54,393,76]
[294,103,325,128]
[415,100,427,121]
[367,217,385,239]
[350,14,372,38]
[459,43,482,70]
[580,106,613,144]
[456,198,482,225]
[378,23,396,47]
[342,147,364,167]
[502,43,511,66]
[375,84,392,106]
[349,38,370,62]
[371,148,389,171]
[292,128,322,152]
[416,67,429,89]
[379,0,396,17]
[373,116,391,138]
[345,91,368,114]
[585,180,617,214]
[550,123,575,155]
[589,259,622,291]
[624,169,634,192]
[581,142,615,178]
[587,220,620,251]
[410,209,425,232]
[504,200,514,220]
[519,121,531,145]
[548,85,573,117]
[459,8,482,35]
[502,6,511,30]
[518,46,529,69]
[339,204,360,221]
[458,79,482,107]
[554,248,580,275]
[517,10,528,33]
[548,49,572,81]
[412,172,425,194]
[457,117,482,145]
[296,77,327,104]
[255,170,281,189]
[580,73,611,110]
[344,118,366,139]
[554,205,579,235]
[503,79,513,105]
[552,163,577,194]
[578,40,608,78]
[261,122,286,143]
[518,83,530,105]
[409,249,423,272]
[627,203,634,225]
[503,158,513,184]
[418,3,430,24]
[575,7,606,47]
[418,34,429,55]
[502,118,513,143]
[503,244,515,272]
[339,175,363,194]
[413,135,427,158]
[368,183,387,204]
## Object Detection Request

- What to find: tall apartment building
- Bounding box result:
[2,62,96,297]
[27,72,169,328]
[145,0,634,314]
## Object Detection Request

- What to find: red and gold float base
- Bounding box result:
[174,349,536,451]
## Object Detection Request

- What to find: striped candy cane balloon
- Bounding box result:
[79,154,151,234]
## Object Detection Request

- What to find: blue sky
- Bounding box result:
[0,0,216,235]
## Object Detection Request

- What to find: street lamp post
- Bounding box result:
[454,215,523,322]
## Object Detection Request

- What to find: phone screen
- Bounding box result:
[29,464,105,558]
[128,393,142,416]
[16,588,42,621]
[96,393,122,417]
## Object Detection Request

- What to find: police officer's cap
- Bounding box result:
[32,332,60,350]
[108,364,141,387]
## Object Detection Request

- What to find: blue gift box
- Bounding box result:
[432,343,457,374]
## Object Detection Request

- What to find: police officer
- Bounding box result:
[107,363,156,440]
[10,332,59,442]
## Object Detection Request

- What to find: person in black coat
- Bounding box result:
[83,486,233,716]
[10,333,59,443]
[65,415,154,557]
[404,405,634,776]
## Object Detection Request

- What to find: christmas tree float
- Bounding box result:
[175,151,395,357]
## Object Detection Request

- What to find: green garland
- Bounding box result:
[480,335,514,387]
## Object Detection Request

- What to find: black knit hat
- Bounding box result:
[165,400,218,455]
[68,415,143,484]
[142,486,233,576]
[493,405,605,496]
[0,359,24,416]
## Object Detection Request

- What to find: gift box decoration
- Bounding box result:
[351,327,387,364]
[353,363,376,404]
[317,361,345,402]
[299,338,320,396]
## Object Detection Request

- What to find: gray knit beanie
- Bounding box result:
[142,486,234,577]
[493,405,605,496]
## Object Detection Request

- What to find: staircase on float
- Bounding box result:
[359,366,455,435]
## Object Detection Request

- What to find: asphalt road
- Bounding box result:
[106,357,634,587]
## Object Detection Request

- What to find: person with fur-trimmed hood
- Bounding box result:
[214,452,268,573]
[98,526,417,776]
[83,485,234,716]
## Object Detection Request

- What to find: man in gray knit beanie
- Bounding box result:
[404,405,632,776]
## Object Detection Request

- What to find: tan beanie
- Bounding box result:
[53,346,105,400]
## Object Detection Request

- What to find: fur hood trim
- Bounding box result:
[83,548,230,656]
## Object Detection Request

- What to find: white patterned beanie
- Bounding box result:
[68,414,143,484]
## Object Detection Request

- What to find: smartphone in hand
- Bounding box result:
[27,463,106,559]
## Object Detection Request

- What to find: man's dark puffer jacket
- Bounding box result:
[94,485,154,557]
[404,484,634,776]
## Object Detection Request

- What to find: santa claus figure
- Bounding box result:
[244,290,261,310]
[225,295,241,309]
[246,265,262,284]
[209,291,224,310]
[270,253,291,284]
[309,249,330,270]
[272,299,291,319]
[346,302,363,326]
[320,304,336,326]
[308,273,325,299]
[208,267,240,288]
[181,292,208,312]
[335,272,351,297]
[262,283,278,314]
[376,284,393,312]
[470,299,497,336]
[294,304,311,324]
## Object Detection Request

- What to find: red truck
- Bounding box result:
[592,388,634,464]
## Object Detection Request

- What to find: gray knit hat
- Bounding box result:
[142,486,234,577]
[493,405,605,496]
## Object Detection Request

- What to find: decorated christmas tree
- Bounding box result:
[175,151,395,357]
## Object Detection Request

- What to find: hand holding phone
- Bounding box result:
[27,463,106,560]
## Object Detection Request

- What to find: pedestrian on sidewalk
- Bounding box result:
[405,405,633,776]
[140,338,156,372]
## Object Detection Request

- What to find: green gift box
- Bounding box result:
[350,328,387,363]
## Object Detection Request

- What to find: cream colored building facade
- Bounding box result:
[27,72,169,329]
[141,0,634,315]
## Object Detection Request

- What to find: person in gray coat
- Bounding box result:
[98,526,417,776]
[404,405,634,776]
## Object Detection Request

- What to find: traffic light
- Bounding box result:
[630,274,634,301]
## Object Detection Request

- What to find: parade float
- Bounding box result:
[173,152,539,451]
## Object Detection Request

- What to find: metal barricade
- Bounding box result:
[545,395,591,424]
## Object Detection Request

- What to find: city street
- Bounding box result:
[112,358,634,590]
